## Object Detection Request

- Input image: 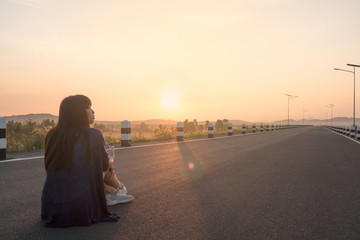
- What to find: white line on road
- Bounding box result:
[327,128,360,145]
[114,133,244,150]
[0,156,44,163]
[1,129,287,164]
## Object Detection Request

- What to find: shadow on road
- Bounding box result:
[14,200,132,240]
[177,142,204,182]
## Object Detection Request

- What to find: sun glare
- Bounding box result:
[160,89,180,110]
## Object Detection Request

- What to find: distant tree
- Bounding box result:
[188,122,196,132]
[41,119,55,132]
[184,119,189,132]
[198,125,204,132]
[139,122,149,132]
[154,125,171,138]
[215,119,226,132]
[7,119,52,152]
[193,119,198,131]
[183,119,198,133]
[23,119,37,136]
[204,120,209,132]
[22,120,45,151]
[6,121,24,152]
[170,126,176,134]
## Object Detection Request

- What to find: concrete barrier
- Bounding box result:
[350,125,356,138]
[228,123,232,136]
[121,120,131,147]
[208,123,214,138]
[0,117,5,160]
[242,124,246,134]
[176,122,184,141]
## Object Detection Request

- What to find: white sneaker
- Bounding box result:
[106,192,134,206]
[118,182,127,195]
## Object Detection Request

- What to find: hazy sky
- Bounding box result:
[1,0,360,122]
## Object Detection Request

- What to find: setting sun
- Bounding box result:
[160,89,180,110]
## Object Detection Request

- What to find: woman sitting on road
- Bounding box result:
[41,95,131,227]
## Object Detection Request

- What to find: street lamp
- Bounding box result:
[285,94,298,127]
[326,104,335,126]
[334,63,360,126]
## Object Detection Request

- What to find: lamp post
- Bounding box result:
[326,104,335,126]
[286,94,298,127]
[334,64,360,126]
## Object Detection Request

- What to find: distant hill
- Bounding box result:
[98,119,178,126]
[272,117,357,126]
[2,114,358,126]
[228,120,252,125]
[133,119,178,125]
[4,114,58,123]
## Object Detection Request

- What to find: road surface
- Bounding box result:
[1,127,360,240]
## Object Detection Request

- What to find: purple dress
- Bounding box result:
[41,128,120,227]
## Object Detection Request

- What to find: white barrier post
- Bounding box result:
[228,123,233,136]
[271,124,274,131]
[252,123,256,133]
[346,126,350,136]
[0,117,6,160]
[260,124,263,132]
[242,124,246,134]
[176,122,184,141]
[276,124,278,130]
[350,125,356,138]
[357,126,360,141]
[208,123,214,138]
[121,120,131,147]
[266,124,270,131]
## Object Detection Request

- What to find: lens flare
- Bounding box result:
[188,162,194,169]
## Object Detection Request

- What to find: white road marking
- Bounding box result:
[327,128,360,145]
[0,129,292,163]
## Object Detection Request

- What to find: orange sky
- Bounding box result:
[1,0,360,123]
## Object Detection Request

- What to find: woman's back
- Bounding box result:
[41,128,119,227]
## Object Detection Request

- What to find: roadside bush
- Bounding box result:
[6,119,54,153]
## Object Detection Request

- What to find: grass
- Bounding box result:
[100,124,277,145]
[6,122,286,153]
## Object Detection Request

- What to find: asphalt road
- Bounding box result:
[1,127,360,240]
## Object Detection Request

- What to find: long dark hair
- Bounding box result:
[44,95,93,172]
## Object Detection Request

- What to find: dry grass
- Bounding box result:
[99,124,264,145]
